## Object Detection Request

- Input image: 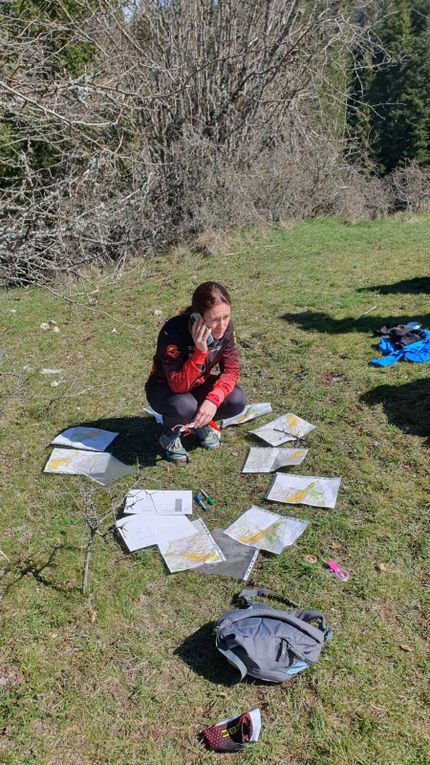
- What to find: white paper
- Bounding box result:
[44,448,133,485]
[266,473,341,509]
[158,518,226,572]
[224,505,309,554]
[249,413,315,446]
[220,402,272,428]
[115,512,198,552]
[124,489,192,515]
[51,426,118,452]
[242,446,308,473]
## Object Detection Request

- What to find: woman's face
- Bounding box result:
[203,301,231,340]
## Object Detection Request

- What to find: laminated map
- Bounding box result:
[44,448,133,485]
[143,405,164,425]
[158,518,226,573]
[194,529,259,581]
[266,473,341,509]
[223,505,309,555]
[51,426,118,451]
[220,402,272,428]
[242,446,308,473]
[249,413,315,446]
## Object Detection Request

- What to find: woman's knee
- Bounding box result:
[165,393,198,422]
[225,385,246,415]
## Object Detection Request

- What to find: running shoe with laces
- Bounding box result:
[158,430,189,463]
[193,424,221,449]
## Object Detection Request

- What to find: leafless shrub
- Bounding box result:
[184,131,348,232]
[338,165,394,222]
[0,0,378,286]
[390,161,430,213]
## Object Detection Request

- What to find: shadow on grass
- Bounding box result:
[64,415,205,467]
[280,311,430,334]
[357,276,430,295]
[174,622,237,685]
[174,621,276,686]
[68,416,162,467]
[360,378,430,446]
[0,542,81,598]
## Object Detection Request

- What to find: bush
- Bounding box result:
[0,0,399,285]
[390,161,430,212]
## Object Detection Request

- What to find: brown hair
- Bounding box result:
[183,281,231,315]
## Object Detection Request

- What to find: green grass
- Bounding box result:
[1,215,429,765]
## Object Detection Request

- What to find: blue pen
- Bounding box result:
[194,494,208,512]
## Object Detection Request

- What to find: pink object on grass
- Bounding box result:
[327,559,349,581]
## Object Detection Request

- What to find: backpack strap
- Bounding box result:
[215,644,248,680]
[237,588,299,608]
[292,609,333,642]
[236,591,332,643]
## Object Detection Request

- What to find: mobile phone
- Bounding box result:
[190,312,214,345]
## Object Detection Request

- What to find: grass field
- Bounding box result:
[1,215,429,765]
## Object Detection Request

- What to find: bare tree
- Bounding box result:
[0,0,378,286]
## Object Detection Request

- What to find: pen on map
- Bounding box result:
[194,494,208,512]
[200,488,215,505]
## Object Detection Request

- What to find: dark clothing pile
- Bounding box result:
[373,324,426,348]
[370,324,430,367]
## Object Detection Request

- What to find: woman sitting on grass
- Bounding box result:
[145,281,246,463]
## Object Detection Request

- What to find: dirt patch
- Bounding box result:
[319,372,349,387]
[0,663,23,687]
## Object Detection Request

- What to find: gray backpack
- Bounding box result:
[215,589,332,683]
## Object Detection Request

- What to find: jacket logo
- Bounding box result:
[166,344,180,358]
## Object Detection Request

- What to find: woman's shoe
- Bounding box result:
[159,431,189,463]
[193,425,221,449]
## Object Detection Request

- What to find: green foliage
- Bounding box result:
[6,0,98,76]
[348,0,430,172]
[0,122,21,184]
[0,0,101,189]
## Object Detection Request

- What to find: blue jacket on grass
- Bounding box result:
[370,330,430,366]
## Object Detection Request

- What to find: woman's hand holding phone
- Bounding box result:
[191,316,212,352]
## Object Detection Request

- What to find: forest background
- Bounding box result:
[1,0,430,286]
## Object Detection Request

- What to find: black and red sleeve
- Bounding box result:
[156,325,207,394]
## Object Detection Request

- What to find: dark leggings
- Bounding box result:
[145,377,246,431]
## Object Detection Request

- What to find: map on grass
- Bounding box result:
[219,402,272,428]
[223,505,309,554]
[242,446,308,473]
[266,473,341,509]
[115,512,198,553]
[51,426,118,451]
[124,489,192,515]
[44,448,133,485]
[143,405,164,425]
[249,413,315,446]
[194,529,259,581]
[158,518,226,573]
